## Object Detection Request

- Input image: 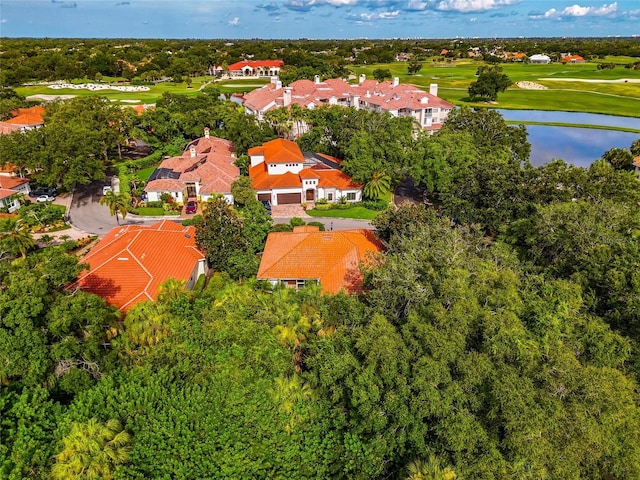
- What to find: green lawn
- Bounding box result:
[132,167,157,183]
[15,58,640,117]
[352,59,640,118]
[132,207,180,216]
[306,207,380,220]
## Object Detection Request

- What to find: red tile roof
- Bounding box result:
[0,176,29,189]
[257,226,383,294]
[634,156,640,168]
[73,220,205,311]
[248,138,304,164]
[0,188,17,200]
[5,106,45,126]
[145,135,239,195]
[228,59,284,71]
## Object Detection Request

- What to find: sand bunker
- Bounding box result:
[517,81,548,90]
[26,94,77,101]
[539,78,640,83]
[49,83,150,92]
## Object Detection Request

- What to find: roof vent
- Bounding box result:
[185,234,191,239]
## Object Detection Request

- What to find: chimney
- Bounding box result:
[314,75,320,84]
[189,146,196,158]
[359,74,366,84]
[270,76,278,84]
[283,87,292,107]
[392,77,399,87]
[352,94,360,110]
[275,80,282,90]
[429,83,438,97]
[204,127,210,139]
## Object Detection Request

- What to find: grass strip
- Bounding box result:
[506,120,640,134]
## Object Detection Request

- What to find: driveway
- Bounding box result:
[68,179,157,235]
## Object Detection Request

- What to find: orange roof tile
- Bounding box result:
[257,226,383,294]
[316,170,361,190]
[5,106,45,126]
[261,138,304,164]
[634,156,640,168]
[0,188,17,200]
[0,176,29,189]
[73,220,205,311]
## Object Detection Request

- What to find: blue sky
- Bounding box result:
[1,0,639,39]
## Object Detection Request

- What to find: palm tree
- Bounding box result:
[405,455,457,480]
[99,191,129,225]
[51,418,131,480]
[0,217,34,259]
[156,278,187,304]
[124,301,171,349]
[363,171,392,200]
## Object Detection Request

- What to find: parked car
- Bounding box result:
[185,201,197,214]
[36,194,55,203]
[29,187,57,198]
[260,199,272,214]
[102,185,113,195]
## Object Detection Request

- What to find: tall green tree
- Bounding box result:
[468,65,512,102]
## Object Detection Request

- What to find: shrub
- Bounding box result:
[307,221,326,231]
[360,199,388,211]
[290,217,306,227]
[182,214,203,226]
[315,203,332,211]
[316,197,328,204]
[272,223,293,232]
[145,200,163,208]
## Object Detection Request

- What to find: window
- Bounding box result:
[327,193,333,201]
[346,192,356,201]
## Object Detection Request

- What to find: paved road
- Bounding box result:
[273,217,373,230]
[68,179,157,235]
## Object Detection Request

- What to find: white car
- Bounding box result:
[102,185,113,195]
[37,194,55,203]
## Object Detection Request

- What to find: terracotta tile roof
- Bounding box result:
[250,161,302,189]
[144,178,185,192]
[251,138,304,164]
[0,163,19,174]
[0,176,29,189]
[0,188,17,200]
[145,135,239,195]
[299,169,320,179]
[228,59,284,71]
[73,220,204,311]
[0,123,22,134]
[5,106,45,126]
[257,226,383,294]
[316,170,361,189]
[243,77,453,130]
[634,156,640,168]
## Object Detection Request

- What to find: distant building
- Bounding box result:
[226,60,284,77]
[243,75,453,133]
[561,54,585,64]
[529,54,551,64]
[0,175,31,213]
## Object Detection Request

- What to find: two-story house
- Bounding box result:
[248,138,362,205]
[144,129,239,205]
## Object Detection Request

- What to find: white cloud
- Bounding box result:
[359,10,400,20]
[437,0,517,12]
[228,17,240,26]
[534,2,618,19]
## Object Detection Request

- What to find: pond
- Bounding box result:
[494,109,640,167]
[526,125,639,167]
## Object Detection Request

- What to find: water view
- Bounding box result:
[494,110,640,167]
[526,125,639,167]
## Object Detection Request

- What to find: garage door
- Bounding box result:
[257,193,271,202]
[277,193,301,205]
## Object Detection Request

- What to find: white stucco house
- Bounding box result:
[248,138,362,205]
